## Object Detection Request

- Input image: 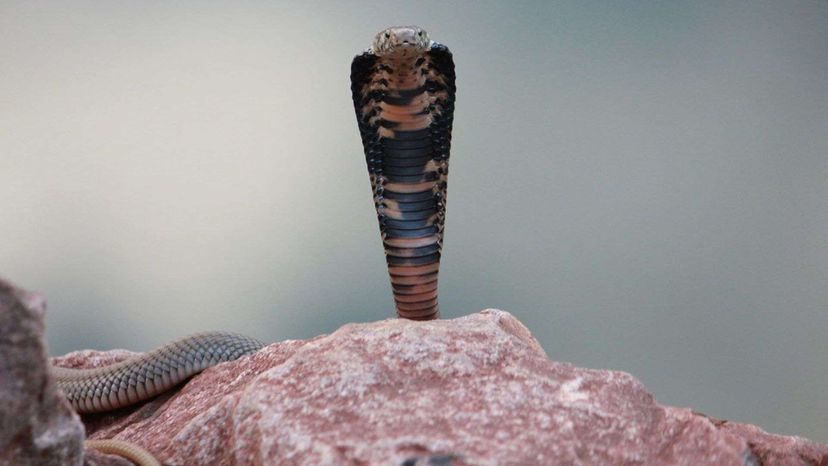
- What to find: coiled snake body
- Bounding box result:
[50,26,454,466]
[52,332,264,414]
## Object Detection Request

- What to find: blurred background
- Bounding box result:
[1,0,826,443]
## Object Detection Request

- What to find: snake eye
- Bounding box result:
[385,32,391,38]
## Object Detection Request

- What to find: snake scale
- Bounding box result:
[50,27,454,466]
[52,332,264,413]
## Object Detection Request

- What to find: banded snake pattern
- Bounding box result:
[351,26,456,321]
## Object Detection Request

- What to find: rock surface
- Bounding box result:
[50,309,828,466]
[710,417,828,466]
[0,278,84,466]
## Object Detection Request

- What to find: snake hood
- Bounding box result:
[351,26,456,320]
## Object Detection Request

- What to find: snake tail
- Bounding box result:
[85,439,161,466]
[351,26,456,320]
[51,331,264,414]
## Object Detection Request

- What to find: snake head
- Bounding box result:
[371,26,431,56]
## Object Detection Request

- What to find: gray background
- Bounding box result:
[1,0,826,442]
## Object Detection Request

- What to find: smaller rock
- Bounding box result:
[0,277,85,466]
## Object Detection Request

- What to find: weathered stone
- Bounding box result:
[705,415,828,466]
[49,309,828,466]
[0,278,84,466]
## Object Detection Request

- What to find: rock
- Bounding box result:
[0,278,84,466]
[706,416,828,466]
[50,309,828,466]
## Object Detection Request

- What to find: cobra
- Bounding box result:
[351,25,456,321]
[49,26,455,466]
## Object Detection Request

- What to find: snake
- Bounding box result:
[49,26,455,466]
[351,25,456,321]
[52,332,264,414]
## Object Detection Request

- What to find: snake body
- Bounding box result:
[351,26,456,321]
[85,440,161,466]
[52,331,264,413]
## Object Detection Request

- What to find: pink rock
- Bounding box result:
[50,310,828,466]
[708,416,828,466]
[0,278,84,466]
